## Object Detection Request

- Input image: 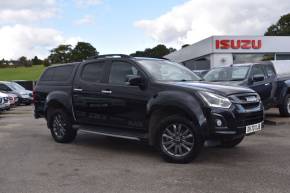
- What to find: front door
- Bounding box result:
[249,65,272,104]
[101,60,149,130]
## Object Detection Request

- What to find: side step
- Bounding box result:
[73,124,148,141]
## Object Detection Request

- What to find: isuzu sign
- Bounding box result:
[216,39,262,49]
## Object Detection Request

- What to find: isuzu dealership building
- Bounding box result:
[165,36,290,70]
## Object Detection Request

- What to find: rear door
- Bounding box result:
[249,65,272,104]
[72,60,111,126]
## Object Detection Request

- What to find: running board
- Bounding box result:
[73,124,148,141]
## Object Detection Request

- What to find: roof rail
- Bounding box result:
[87,54,132,60]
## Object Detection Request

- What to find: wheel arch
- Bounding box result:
[44,91,73,119]
[146,91,207,146]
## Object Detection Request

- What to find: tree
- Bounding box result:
[48,44,73,64]
[71,42,98,62]
[43,59,50,67]
[265,13,290,36]
[19,56,31,67]
[31,56,42,65]
[130,44,176,58]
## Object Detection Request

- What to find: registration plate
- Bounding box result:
[246,122,262,134]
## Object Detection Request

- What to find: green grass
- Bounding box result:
[0,65,46,81]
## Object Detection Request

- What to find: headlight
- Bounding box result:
[199,91,232,109]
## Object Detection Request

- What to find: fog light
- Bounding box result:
[216,119,223,127]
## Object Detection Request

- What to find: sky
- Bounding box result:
[0,0,289,59]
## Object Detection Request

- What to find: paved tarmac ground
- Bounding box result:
[0,106,290,193]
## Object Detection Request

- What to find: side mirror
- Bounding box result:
[253,74,264,82]
[127,75,144,87]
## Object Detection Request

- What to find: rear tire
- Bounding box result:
[279,94,290,117]
[156,115,204,164]
[219,136,244,148]
[47,108,77,143]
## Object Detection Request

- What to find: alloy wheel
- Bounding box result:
[161,123,194,157]
[52,113,66,138]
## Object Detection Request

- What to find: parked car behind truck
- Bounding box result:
[0,81,33,105]
[0,92,10,111]
[203,62,290,117]
[34,55,263,163]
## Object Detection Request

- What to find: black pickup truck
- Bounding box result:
[34,55,263,163]
[204,62,290,117]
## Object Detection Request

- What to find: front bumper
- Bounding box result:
[205,94,264,137]
[19,97,33,104]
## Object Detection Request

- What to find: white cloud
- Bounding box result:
[0,25,81,59]
[75,15,95,25]
[0,0,58,23]
[0,9,57,23]
[0,0,56,9]
[75,0,102,7]
[135,0,290,47]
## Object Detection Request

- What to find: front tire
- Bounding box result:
[219,135,244,148]
[279,94,290,117]
[157,115,204,164]
[47,108,77,143]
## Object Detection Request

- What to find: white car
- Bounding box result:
[0,92,10,110]
[0,96,6,111]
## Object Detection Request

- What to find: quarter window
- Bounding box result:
[109,61,139,85]
[81,62,105,82]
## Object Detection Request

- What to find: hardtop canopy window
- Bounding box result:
[41,65,74,82]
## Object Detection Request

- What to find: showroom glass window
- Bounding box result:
[233,54,274,64]
[183,55,211,70]
[276,54,290,60]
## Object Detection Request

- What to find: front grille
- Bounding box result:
[229,93,261,110]
[237,112,263,127]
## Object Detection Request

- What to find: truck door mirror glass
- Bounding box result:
[253,74,264,82]
[127,75,144,87]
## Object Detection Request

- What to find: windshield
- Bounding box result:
[8,82,26,91]
[203,66,250,82]
[137,59,201,82]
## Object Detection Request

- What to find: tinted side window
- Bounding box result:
[81,62,105,82]
[252,66,265,81]
[0,84,11,91]
[264,65,275,77]
[53,65,74,81]
[40,68,55,81]
[109,61,139,85]
[40,65,74,82]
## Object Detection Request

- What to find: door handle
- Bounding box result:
[74,88,83,92]
[265,83,270,86]
[101,90,112,94]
